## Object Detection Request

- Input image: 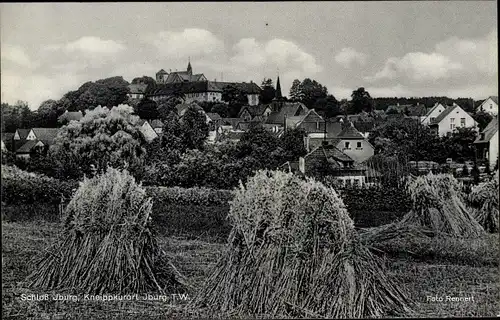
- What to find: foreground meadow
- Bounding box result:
[2,220,498,319]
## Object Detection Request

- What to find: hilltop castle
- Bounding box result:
[155,61,208,84]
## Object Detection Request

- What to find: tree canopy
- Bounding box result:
[222,85,247,117]
[62,76,130,111]
[350,87,373,114]
[260,78,276,104]
[49,105,146,180]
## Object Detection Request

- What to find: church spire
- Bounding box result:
[187,57,192,75]
[275,75,282,100]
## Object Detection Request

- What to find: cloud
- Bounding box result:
[1,70,80,109]
[229,37,321,73]
[334,47,368,68]
[148,28,224,58]
[46,36,126,55]
[366,52,463,82]
[265,39,322,73]
[365,29,497,83]
[1,44,35,68]
[230,38,266,67]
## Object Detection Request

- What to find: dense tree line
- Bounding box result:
[369,117,479,164]
[372,97,480,113]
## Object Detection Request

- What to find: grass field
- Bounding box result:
[2,220,499,319]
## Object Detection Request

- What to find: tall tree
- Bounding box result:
[350,87,373,114]
[157,96,183,121]
[260,78,276,104]
[473,111,494,131]
[32,99,66,128]
[211,103,229,118]
[131,76,156,87]
[289,79,304,102]
[279,128,307,161]
[222,85,247,117]
[299,78,328,109]
[313,94,341,118]
[180,106,209,150]
[1,101,33,132]
[135,98,159,120]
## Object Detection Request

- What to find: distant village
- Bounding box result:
[1,61,498,187]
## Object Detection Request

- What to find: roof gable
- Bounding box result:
[337,124,365,139]
[30,128,60,145]
[14,129,30,140]
[16,140,45,153]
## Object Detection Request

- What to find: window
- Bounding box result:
[450,118,455,123]
[460,118,466,126]
[450,123,455,130]
[356,142,362,149]
[316,122,320,129]
[344,142,350,149]
[353,179,360,187]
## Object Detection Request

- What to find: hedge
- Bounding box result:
[150,203,231,241]
[1,165,78,205]
[145,186,234,206]
[1,165,411,236]
[338,185,411,214]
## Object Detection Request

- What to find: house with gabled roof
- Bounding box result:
[149,119,164,135]
[137,119,159,142]
[297,142,368,187]
[238,105,272,122]
[265,101,309,126]
[474,116,498,170]
[334,123,375,163]
[421,102,447,125]
[26,128,60,145]
[428,103,477,136]
[127,83,148,100]
[13,128,30,152]
[15,140,46,160]
[478,96,498,115]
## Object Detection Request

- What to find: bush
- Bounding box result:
[1,165,78,205]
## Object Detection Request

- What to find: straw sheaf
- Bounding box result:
[192,170,411,318]
[27,167,188,295]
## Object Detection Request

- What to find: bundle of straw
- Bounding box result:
[361,173,485,246]
[192,170,411,318]
[468,172,499,233]
[27,167,187,294]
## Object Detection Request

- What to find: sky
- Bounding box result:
[1,2,497,110]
